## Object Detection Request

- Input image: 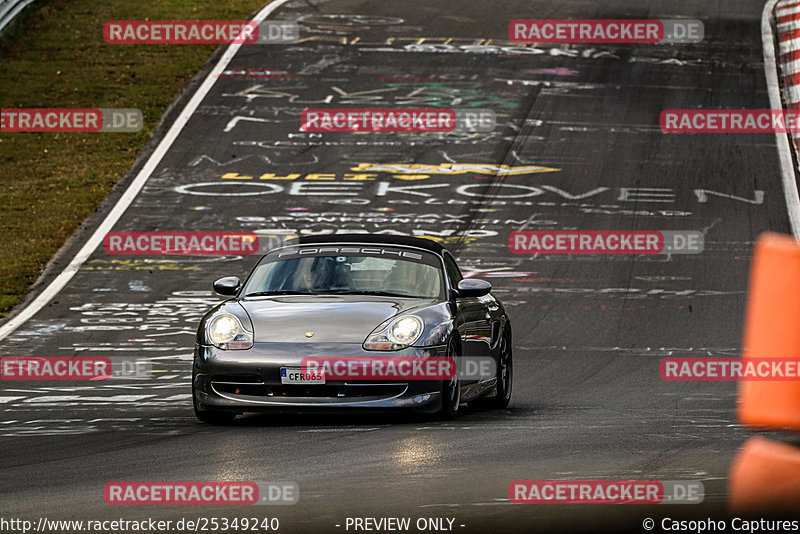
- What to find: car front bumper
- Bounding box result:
[193,342,449,413]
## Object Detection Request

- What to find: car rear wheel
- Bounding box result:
[474,326,512,409]
[433,337,461,420]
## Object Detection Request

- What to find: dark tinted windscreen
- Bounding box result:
[243,246,444,299]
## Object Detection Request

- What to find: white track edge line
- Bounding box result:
[0,0,293,342]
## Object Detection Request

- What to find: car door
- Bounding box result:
[443,253,491,361]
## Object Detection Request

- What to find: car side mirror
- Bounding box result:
[455,278,492,298]
[213,276,240,296]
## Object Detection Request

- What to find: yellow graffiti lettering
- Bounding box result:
[258,173,301,180]
[350,163,559,175]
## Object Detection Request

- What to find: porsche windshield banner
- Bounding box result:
[272,245,432,264]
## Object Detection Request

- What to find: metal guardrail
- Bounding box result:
[0,0,36,35]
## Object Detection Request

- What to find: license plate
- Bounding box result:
[280,368,325,384]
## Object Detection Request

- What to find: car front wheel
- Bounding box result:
[193,378,237,425]
[433,337,461,420]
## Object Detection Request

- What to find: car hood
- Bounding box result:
[239,295,437,343]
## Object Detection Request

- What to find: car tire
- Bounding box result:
[474,326,512,409]
[193,379,237,425]
[433,337,461,420]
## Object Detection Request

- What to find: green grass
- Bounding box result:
[0,0,270,316]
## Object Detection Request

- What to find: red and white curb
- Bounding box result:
[766,0,800,238]
[775,1,800,125]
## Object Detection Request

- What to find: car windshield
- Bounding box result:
[242,246,444,299]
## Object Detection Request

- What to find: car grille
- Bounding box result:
[268,384,407,398]
[210,375,407,399]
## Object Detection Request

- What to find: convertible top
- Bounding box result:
[284,233,447,255]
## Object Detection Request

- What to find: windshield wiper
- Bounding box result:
[245,290,311,297]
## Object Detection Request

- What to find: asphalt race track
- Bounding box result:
[0,1,791,532]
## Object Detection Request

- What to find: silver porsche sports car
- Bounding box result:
[192,234,512,424]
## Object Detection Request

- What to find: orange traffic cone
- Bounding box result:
[729,436,800,514]
[738,232,800,430]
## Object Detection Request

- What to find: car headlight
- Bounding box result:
[207,313,253,350]
[364,315,423,351]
